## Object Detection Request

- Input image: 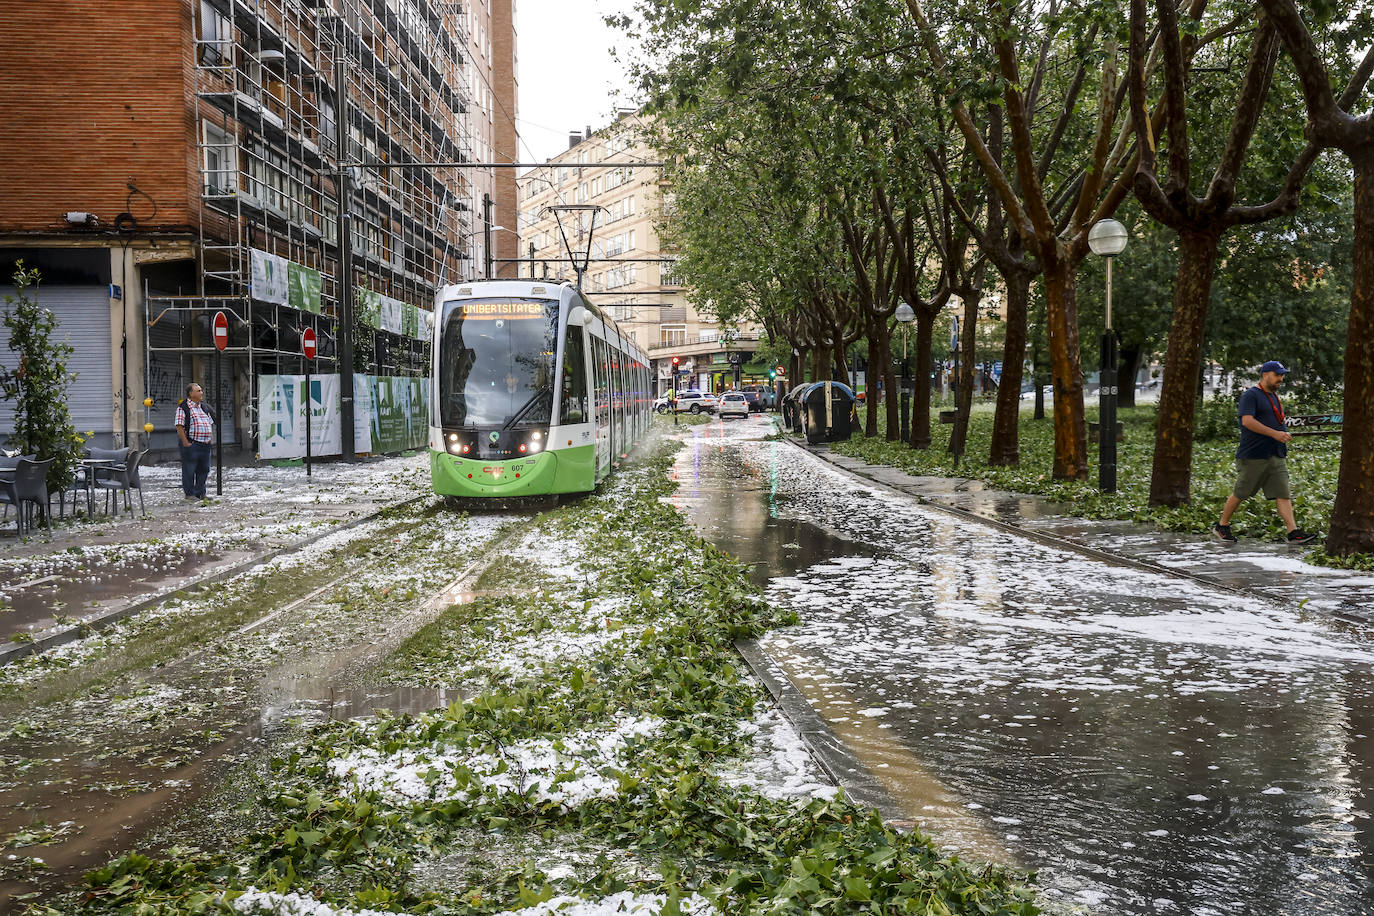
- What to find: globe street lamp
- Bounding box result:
[1088,218,1128,493]
[895,301,916,443]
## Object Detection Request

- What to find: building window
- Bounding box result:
[661,259,683,287]
[202,122,235,196]
[196,0,232,65]
[660,324,685,347]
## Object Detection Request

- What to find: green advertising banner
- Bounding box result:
[288,263,322,314]
[354,291,432,343]
[369,375,417,453]
[356,288,382,329]
[259,372,428,457]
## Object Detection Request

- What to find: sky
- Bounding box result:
[514,0,642,165]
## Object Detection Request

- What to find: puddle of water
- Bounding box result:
[669,433,878,587]
[0,549,240,644]
[261,680,458,726]
[672,421,1374,916]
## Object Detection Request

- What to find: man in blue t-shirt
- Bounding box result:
[1212,361,1316,544]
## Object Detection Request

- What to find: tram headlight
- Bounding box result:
[531,431,542,441]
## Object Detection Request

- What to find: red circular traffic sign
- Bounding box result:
[302,327,317,360]
[212,311,229,352]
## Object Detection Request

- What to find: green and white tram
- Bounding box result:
[430,279,653,499]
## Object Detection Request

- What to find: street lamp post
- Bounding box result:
[1088,218,1128,493]
[895,302,915,444]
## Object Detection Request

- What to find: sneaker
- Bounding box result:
[1287,529,1318,545]
[1211,523,1238,543]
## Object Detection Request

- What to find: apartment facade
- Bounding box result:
[0,0,517,454]
[516,113,764,395]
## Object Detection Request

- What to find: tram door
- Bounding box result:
[591,333,611,477]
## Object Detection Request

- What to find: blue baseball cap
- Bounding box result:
[1260,360,1290,375]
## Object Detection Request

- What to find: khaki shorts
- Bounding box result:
[1233,457,1291,501]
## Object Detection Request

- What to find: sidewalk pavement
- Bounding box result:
[793,440,1374,619]
[0,454,430,658]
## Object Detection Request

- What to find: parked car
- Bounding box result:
[718,392,750,418]
[674,390,718,414]
[653,394,673,413]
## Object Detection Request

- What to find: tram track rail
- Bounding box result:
[0,502,535,906]
[0,493,430,668]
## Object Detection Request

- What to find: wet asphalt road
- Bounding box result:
[672,416,1374,916]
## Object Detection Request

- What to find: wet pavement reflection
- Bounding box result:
[671,417,1374,916]
[0,548,243,643]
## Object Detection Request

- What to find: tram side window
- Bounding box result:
[561,327,588,423]
[613,351,625,434]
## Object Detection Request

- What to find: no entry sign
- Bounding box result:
[212,311,229,351]
[302,327,317,360]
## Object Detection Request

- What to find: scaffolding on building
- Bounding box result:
[143,0,474,452]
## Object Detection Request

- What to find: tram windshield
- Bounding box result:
[438,297,557,427]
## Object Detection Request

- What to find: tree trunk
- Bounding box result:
[1148,229,1223,506]
[1328,149,1374,554]
[832,339,849,382]
[911,313,935,448]
[811,347,828,382]
[865,334,880,436]
[1033,357,1046,420]
[950,291,980,457]
[1042,263,1089,479]
[1117,341,1142,409]
[989,271,1031,465]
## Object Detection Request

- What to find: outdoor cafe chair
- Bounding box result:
[76,446,130,517]
[0,456,57,539]
[0,452,36,525]
[93,448,145,517]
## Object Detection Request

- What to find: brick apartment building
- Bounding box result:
[0,0,517,454]
[517,112,765,397]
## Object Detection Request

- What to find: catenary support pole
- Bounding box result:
[305,359,312,478]
[334,48,356,463]
[1100,256,1118,493]
[215,346,223,496]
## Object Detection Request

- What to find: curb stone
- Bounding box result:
[733,637,914,828]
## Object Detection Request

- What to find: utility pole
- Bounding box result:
[483,193,493,279]
[333,43,356,462]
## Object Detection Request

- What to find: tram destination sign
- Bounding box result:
[460,300,547,320]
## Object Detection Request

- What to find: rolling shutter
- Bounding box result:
[0,285,113,446]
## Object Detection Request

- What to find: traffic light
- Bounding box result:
[767,367,776,380]
[672,356,679,367]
